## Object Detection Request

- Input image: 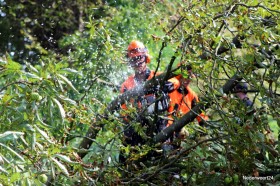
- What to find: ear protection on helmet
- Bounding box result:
[145,54,151,63]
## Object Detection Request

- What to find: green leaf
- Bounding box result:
[0,131,24,142]
[50,157,69,177]
[0,56,7,65]
[269,119,279,140]
[26,63,39,74]
[0,153,10,164]
[0,165,8,174]
[0,143,25,162]
[50,162,56,179]
[19,135,29,146]
[60,68,79,74]
[10,172,21,183]
[23,124,35,132]
[24,72,41,80]
[57,74,79,93]
[23,177,32,186]
[36,112,52,128]
[58,95,77,105]
[2,94,13,103]
[173,68,181,76]
[5,53,21,70]
[52,98,66,120]
[53,154,78,164]
[34,125,55,144]
[31,132,36,150]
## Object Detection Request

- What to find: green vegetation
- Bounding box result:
[0,0,279,185]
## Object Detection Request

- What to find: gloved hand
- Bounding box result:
[145,81,175,94]
[234,82,248,92]
[243,97,253,107]
[162,81,174,93]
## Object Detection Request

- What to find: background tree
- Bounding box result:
[0,0,279,185]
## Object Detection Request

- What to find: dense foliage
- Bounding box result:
[0,0,279,185]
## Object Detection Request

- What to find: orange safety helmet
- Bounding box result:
[127,40,151,63]
[176,62,195,79]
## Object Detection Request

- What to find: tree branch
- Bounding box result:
[143,136,224,182]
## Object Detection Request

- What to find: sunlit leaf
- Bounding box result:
[50,162,56,179]
[26,63,39,74]
[57,74,79,93]
[50,157,69,177]
[0,131,24,142]
[35,142,44,151]
[31,132,36,150]
[24,72,41,80]
[10,172,21,183]
[34,125,55,144]
[36,112,52,128]
[53,154,78,164]
[19,135,29,146]
[0,153,10,164]
[0,143,25,162]
[2,94,13,103]
[23,177,32,186]
[5,53,21,70]
[60,68,79,74]
[52,98,66,120]
[0,56,7,65]
[58,95,77,105]
[0,165,8,174]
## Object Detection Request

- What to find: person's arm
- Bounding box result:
[120,83,128,110]
[191,94,209,126]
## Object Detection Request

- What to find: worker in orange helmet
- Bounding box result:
[120,40,154,95]
[166,63,209,138]
[119,40,180,147]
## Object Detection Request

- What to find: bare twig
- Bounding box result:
[79,76,99,102]
[167,16,185,35]
[0,81,34,92]
[153,41,167,76]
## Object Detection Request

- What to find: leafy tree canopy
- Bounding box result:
[0,0,279,185]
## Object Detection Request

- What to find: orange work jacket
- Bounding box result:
[120,69,159,110]
[167,86,208,127]
[120,69,179,110]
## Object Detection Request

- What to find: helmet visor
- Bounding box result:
[128,55,146,67]
[127,48,147,58]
